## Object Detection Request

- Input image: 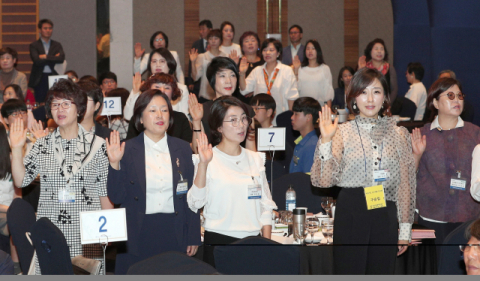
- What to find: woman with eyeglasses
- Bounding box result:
[412,78,480,264]
[187,96,277,267]
[133,31,185,84]
[462,218,480,275]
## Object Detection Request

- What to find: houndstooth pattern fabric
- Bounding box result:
[109,118,129,140]
[310,115,416,240]
[22,129,109,274]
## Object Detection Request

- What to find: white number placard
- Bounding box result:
[48,75,68,89]
[101,97,122,116]
[257,127,286,151]
[80,208,128,245]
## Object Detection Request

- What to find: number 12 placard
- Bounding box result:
[80,208,128,244]
[101,97,122,116]
[257,127,286,151]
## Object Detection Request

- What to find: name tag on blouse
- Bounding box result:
[364,185,386,210]
[248,184,262,199]
[373,169,390,182]
[58,186,75,203]
[450,178,466,191]
[176,179,188,195]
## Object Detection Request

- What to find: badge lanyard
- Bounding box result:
[263,68,279,95]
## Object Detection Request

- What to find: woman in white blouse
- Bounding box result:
[133,31,185,84]
[187,96,277,266]
[311,68,416,274]
[239,38,299,123]
[125,48,189,120]
[219,21,242,59]
[292,39,334,107]
[189,29,228,102]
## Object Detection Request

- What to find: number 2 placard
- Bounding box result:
[101,97,122,116]
[257,127,286,151]
[80,208,128,244]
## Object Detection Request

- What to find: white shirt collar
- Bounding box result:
[262,61,281,75]
[144,133,168,152]
[430,116,464,130]
[290,44,301,51]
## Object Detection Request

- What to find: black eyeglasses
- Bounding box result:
[439,92,465,100]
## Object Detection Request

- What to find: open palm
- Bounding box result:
[319,105,338,143]
[188,93,203,122]
[106,131,125,165]
[10,118,27,149]
[196,132,213,164]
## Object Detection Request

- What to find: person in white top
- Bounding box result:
[471,144,480,202]
[133,31,185,84]
[187,96,277,266]
[189,29,228,102]
[125,48,189,120]
[293,39,334,107]
[404,62,427,121]
[239,38,299,123]
[219,21,242,62]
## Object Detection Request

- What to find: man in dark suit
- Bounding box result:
[282,25,304,66]
[28,19,65,103]
[186,19,212,96]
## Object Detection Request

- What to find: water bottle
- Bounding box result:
[286,185,296,211]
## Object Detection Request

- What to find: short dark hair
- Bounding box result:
[140,73,181,101]
[301,39,324,67]
[199,19,213,29]
[364,38,389,62]
[77,80,104,117]
[0,123,11,180]
[146,48,177,77]
[239,31,261,57]
[220,21,235,36]
[0,47,18,67]
[250,93,276,118]
[79,75,99,85]
[45,78,87,123]
[289,25,303,33]
[346,68,391,117]
[293,97,321,124]
[209,96,249,146]
[426,78,462,122]
[133,89,174,132]
[98,71,117,84]
[207,29,223,44]
[149,31,169,49]
[407,62,425,81]
[337,66,355,89]
[38,19,53,29]
[260,38,283,60]
[65,70,78,79]
[3,84,24,102]
[466,218,480,241]
[106,88,130,119]
[1,99,27,119]
[206,57,239,92]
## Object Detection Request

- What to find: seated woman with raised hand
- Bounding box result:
[106,89,200,275]
[187,96,277,267]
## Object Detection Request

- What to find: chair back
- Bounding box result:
[0,250,14,275]
[275,111,300,149]
[438,219,474,275]
[214,236,300,275]
[6,198,36,273]
[30,218,73,275]
[127,251,218,275]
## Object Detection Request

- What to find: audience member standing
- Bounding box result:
[98,71,117,95]
[404,62,427,121]
[28,19,65,103]
[187,20,213,94]
[332,66,354,110]
[293,40,334,106]
[282,25,304,66]
[77,80,112,139]
[0,48,27,100]
[219,21,242,59]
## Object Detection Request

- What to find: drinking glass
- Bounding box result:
[321,197,334,217]
[306,217,320,245]
[322,224,334,245]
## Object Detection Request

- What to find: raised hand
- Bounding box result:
[9,118,27,149]
[189,48,198,62]
[134,43,145,59]
[196,132,213,164]
[188,93,203,122]
[29,120,48,139]
[292,55,301,70]
[229,50,240,65]
[358,55,367,69]
[106,131,125,169]
[239,57,248,75]
[132,72,142,94]
[319,105,338,143]
[411,128,426,156]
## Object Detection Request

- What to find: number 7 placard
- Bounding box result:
[101,97,122,116]
[80,208,128,244]
[257,127,286,151]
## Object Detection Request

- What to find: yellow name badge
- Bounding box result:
[364,185,387,210]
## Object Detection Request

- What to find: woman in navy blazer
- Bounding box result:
[106,89,200,275]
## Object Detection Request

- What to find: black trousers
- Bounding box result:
[333,188,399,275]
[33,73,51,103]
[203,231,241,267]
